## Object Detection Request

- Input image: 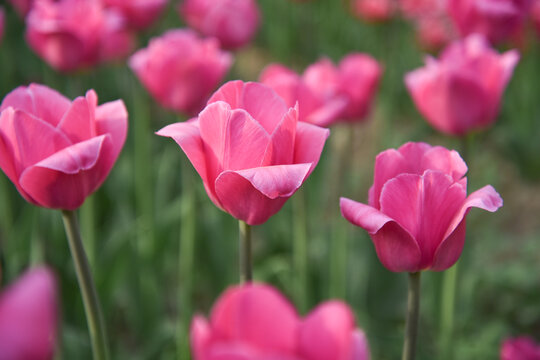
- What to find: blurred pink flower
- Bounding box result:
[405,34,519,136]
[532,0,540,36]
[414,15,455,50]
[157,81,329,225]
[191,283,370,360]
[447,0,531,44]
[0,84,128,210]
[104,0,167,30]
[25,0,134,72]
[7,0,34,17]
[399,0,446,18]
[129,29,233,115]
[0,7,5,44]
[260,54,382,127]
[501,337,540,360]
[179,0,260,49]
[0,267,58,360]
[352,0,396,22]
[340,142,503,272]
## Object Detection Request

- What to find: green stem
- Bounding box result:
[440,264,457,359]
[402,272,421,360]
[61,210,109,360]
[239,221,252,284]
[293,190,308,312]
[80,195,96,268]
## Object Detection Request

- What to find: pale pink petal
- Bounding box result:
[262,105,298,166]
[191,315,212,360]
[57,95,95,143]
[370,148,408,208]
[421,147,467,182]
[303,97,349,127]
[349,330,370,360]
[293,122,330,175]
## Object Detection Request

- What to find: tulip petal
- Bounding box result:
[262,105,298,166]
[304,96,349,127]
[432,185,503,271]
[422,146,467,182]
[210,284,299,354]
[340,197,421,272]
[191,315,212,360]
[298,301,355,360]
[95,99,128,161]
[57,94,95,143]
[215,164,310,225]
[293,122,330,175]
[349,330,370,360]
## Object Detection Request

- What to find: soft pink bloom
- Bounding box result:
[414,15,455,50]
[340,142,503,273]
[0,84,128,210]
[0,267,58,360]
[191,283,370,360]
[447,0,531,44]
[352,0,396,22]
[104,0,167,30]
[179,0,260,49]
[25,0,134,72]
[7,0,34,18]
[405,34,519,136]
[157,81,329,225]
[399,0,446,18]
[260,54,382,127]
[130,29,233,115]
[501,337,540,360]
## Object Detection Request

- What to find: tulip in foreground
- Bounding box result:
[0,83,128,210]
[157,80,329,225]
[179,0,260,49]
[0,267,58,360]
[340,142,503,273]
[501,337,540,360]
[405,34,519,136]
[192,283,370,360]
[130,29,233,116]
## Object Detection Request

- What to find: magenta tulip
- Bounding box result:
[157,80,329,225]
[0,267,58,360]
[0,84,128,210]
[340,142,503,272]
[447,0,530,44]
[129,29,233,115]
[179,0,260,49]
[260,54,381,127]
[405,34,519,136]
[26,0,134,72]
[191,283,370,360]
[0,7,4,44]
[501,337,540,360]
[104,0,167,30]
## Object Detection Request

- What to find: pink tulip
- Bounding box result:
[191,283,370,360]
[532,0,540,37]
[340,142,503,272]
[260,54,382,127]
[501,337,540,360]
[130,29,233,115]
[104,0,167,30]
[7,0,33,18]
[25,0,134,72]
[399,0,446,19]
[414,15,455,50]
[447,0,531,44]
[352,0,396,22]
[179,0,260,49]
[157,80,329,225]
[405,34,519,136]
[0,7,4,44]
[0,267,58,360]
[0,84,128,210]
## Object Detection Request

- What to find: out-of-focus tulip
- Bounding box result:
[7,0,33,18]
[447,0,531,44]
[130,29,233,115]
[104,0,167,30]
[191,283,370,360]
[0,7,5,44]
[352,0,396,22]
[260,53,382,127]
[0,84,128,210]
[179,0,260,49]
[157,81,329,225]
[25,0,134,72]
[0,267,58,360]
[414,15,455,50]
[399,0,446,18]
[532,0,540,36]
[501,337,540,360]
[405,34,519,136]
[340,142,503,273]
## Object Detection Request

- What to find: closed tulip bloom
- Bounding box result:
[501,337,540,360]
[130,29,233,115]
[157,81,329,225]
[0,267,58,360]
[26,0,134,72]
[405,34,519,136]
[447,0,530,44]
[179,0,260,49]
[191,283,370,360]
[0,84,128,210]
[104,0,168,30]
[340,142,503,272]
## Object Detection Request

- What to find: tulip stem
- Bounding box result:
[61,210,109,360]
[239,221,252,283]
[402,272,421,360]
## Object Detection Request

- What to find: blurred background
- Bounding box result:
[1,0,540,359]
